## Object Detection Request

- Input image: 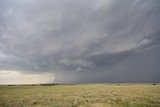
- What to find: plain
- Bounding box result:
[0,83,160,107]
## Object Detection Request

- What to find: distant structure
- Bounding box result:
[117,83,120,86]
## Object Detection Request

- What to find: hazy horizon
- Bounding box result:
[0,0,160,84]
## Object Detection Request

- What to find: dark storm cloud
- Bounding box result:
[0,0,160,82]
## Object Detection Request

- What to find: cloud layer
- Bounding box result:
[0,70,54,84]
[0,0,160,83]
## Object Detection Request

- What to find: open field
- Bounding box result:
[0,84,160,107]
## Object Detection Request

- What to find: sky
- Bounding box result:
[0,0,160,84]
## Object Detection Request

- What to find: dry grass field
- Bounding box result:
[0,84,160,107]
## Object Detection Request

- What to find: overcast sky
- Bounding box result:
[0,0,160,84]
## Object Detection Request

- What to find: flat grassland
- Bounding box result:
[0,84,160,107]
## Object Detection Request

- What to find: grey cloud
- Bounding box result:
[0,0,160,83]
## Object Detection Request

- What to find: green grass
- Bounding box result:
[0,84,160,107]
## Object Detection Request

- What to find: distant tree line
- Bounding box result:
[4,83,77,86]
[1,83,157,86]
[39,83,59,86]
